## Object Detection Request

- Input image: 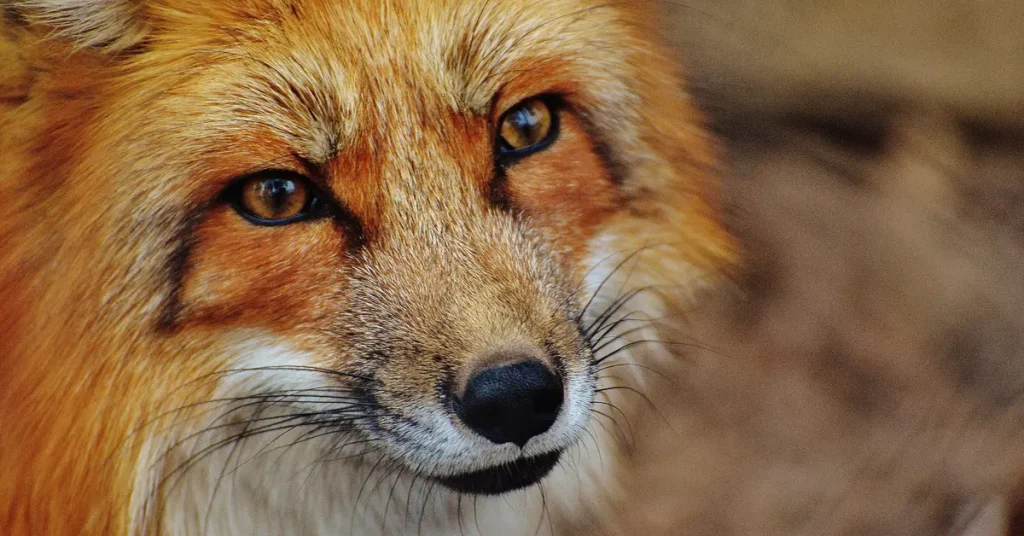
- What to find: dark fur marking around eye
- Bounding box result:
[571,105,629,186]
[488,98,621,211]
[294,158,369,250]
[488,165,514,211]
[221,163,368,251]
[156,207,204,333]
[331,205,367,252]
[155,170,365,332]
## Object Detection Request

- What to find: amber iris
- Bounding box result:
[238,175,311,222]
[499,98,554,153]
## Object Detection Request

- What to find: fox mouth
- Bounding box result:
[433,450,562,495]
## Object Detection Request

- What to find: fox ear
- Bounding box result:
[13,0,146,51]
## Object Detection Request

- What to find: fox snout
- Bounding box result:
[335,214,595,492]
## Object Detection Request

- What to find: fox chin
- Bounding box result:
[0,1,734,534]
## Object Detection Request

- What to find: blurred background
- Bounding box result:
[577,2,1024,534]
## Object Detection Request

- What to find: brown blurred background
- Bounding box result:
[579,2,1024,534]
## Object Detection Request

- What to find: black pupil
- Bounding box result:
[259,178,298,215]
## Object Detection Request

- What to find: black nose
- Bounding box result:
[454,360,564,447]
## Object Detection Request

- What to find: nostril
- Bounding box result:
[454,360,564,447]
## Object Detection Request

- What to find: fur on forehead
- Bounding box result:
[17,0,644,109]
[65,0,661,176]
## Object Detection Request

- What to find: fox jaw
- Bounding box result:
[1,0,731,534]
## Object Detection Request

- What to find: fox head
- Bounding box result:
[1,0,733,533]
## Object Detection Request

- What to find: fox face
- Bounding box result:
[0,0,733,534]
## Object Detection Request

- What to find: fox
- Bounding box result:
[0,0,734,534]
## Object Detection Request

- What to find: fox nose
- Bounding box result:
[454,360,564,447]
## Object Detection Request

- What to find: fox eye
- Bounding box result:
[231,172,321,226]
[498,97,558,157]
